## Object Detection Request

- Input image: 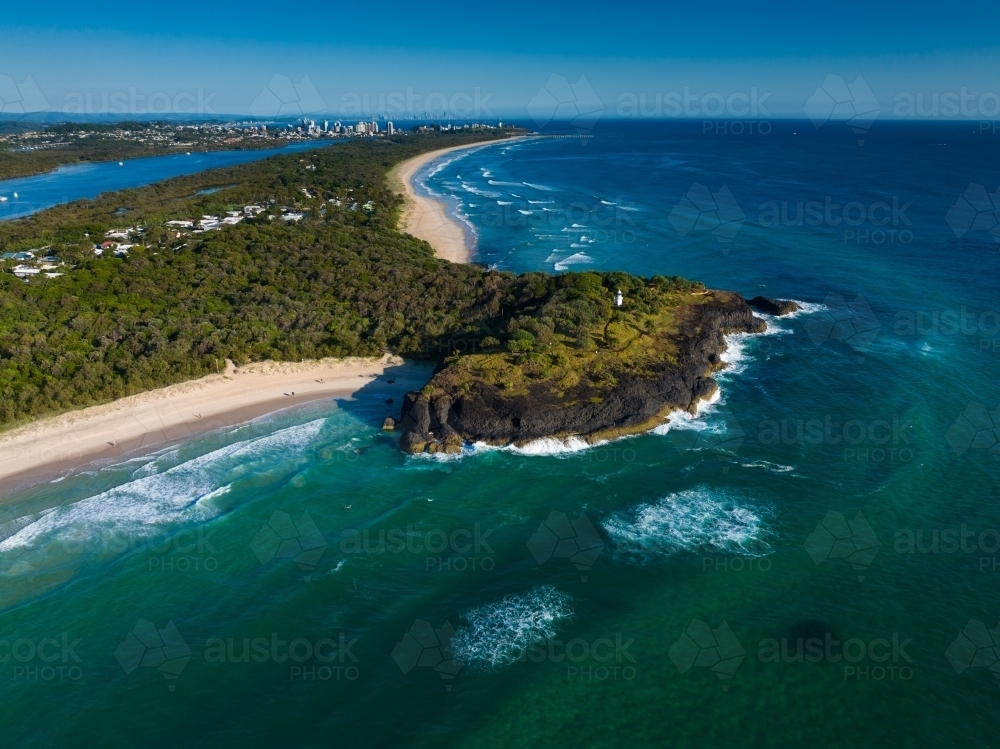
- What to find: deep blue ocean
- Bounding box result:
[2,120,1000,747]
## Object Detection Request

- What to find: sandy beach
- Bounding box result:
[0,355,430,495]
[387,138,523,263]
[0,140,518,496]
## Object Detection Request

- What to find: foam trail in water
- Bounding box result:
[451,586,573,669]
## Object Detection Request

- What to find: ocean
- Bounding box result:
[2,119,999,747]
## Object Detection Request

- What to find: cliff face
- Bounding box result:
[397,294,765,454]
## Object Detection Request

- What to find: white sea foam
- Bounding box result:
[518,210,532,215]
[0,419,325,553]
[0,509,57,545]
[649,389,723,437]
[497,200,513,205]
[602,488,772,560]
[554,252,593,271]
[502,436,599,456]
[451,586,573,669]
[718,320,789,376]
[527,200,554,205]
[778,300,827,318]
[522,182,557,191]
[460,183,501,198]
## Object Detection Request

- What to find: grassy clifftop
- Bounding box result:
[398,275,765,453]
[423,271,709,405]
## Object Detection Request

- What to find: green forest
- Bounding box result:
[0,129,704,430]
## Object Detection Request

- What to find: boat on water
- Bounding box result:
[0,196,7,202]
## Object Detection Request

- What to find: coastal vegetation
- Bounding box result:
[0,129,512,425]
[0,128,759,440]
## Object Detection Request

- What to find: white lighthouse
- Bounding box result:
[614,289,624,307]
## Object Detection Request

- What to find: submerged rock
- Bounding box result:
[747,296,801,316]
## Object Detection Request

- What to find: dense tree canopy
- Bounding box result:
[0,130,702,428]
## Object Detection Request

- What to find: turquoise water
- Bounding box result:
[0,141,331,221]
[2,121,1000,747]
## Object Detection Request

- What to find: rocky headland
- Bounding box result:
[394,277,767,454]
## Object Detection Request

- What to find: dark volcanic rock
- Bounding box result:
[747,296,801,316]
[397,294,766,453]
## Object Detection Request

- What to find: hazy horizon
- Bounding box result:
[3,2,1000,124]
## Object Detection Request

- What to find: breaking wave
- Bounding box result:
[0,419,326,555]
[602,488,772,560]
[451,586,573,669]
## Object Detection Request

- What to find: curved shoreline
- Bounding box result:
[0,138,522,497]
[0,356,432,497]
[387,137,526,263]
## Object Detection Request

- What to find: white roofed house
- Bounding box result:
[12,265,40,280]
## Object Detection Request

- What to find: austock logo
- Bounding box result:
[804,511,881,581]
[527,74,604,135]
[946,402,1000,460]
[392,620,463,690]
[250,74,326,118]
[251,510,328,579]
[804,73,881,145]
[0,74,48,121]
[668,183,746,248]
[527,510,604,581]
[946,620,1000,682]
[115,619,191,691]
[669,619,745,690]
[945,184,1000,243]
[804,292,880,358]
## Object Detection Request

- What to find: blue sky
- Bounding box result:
[2,1,999,119]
